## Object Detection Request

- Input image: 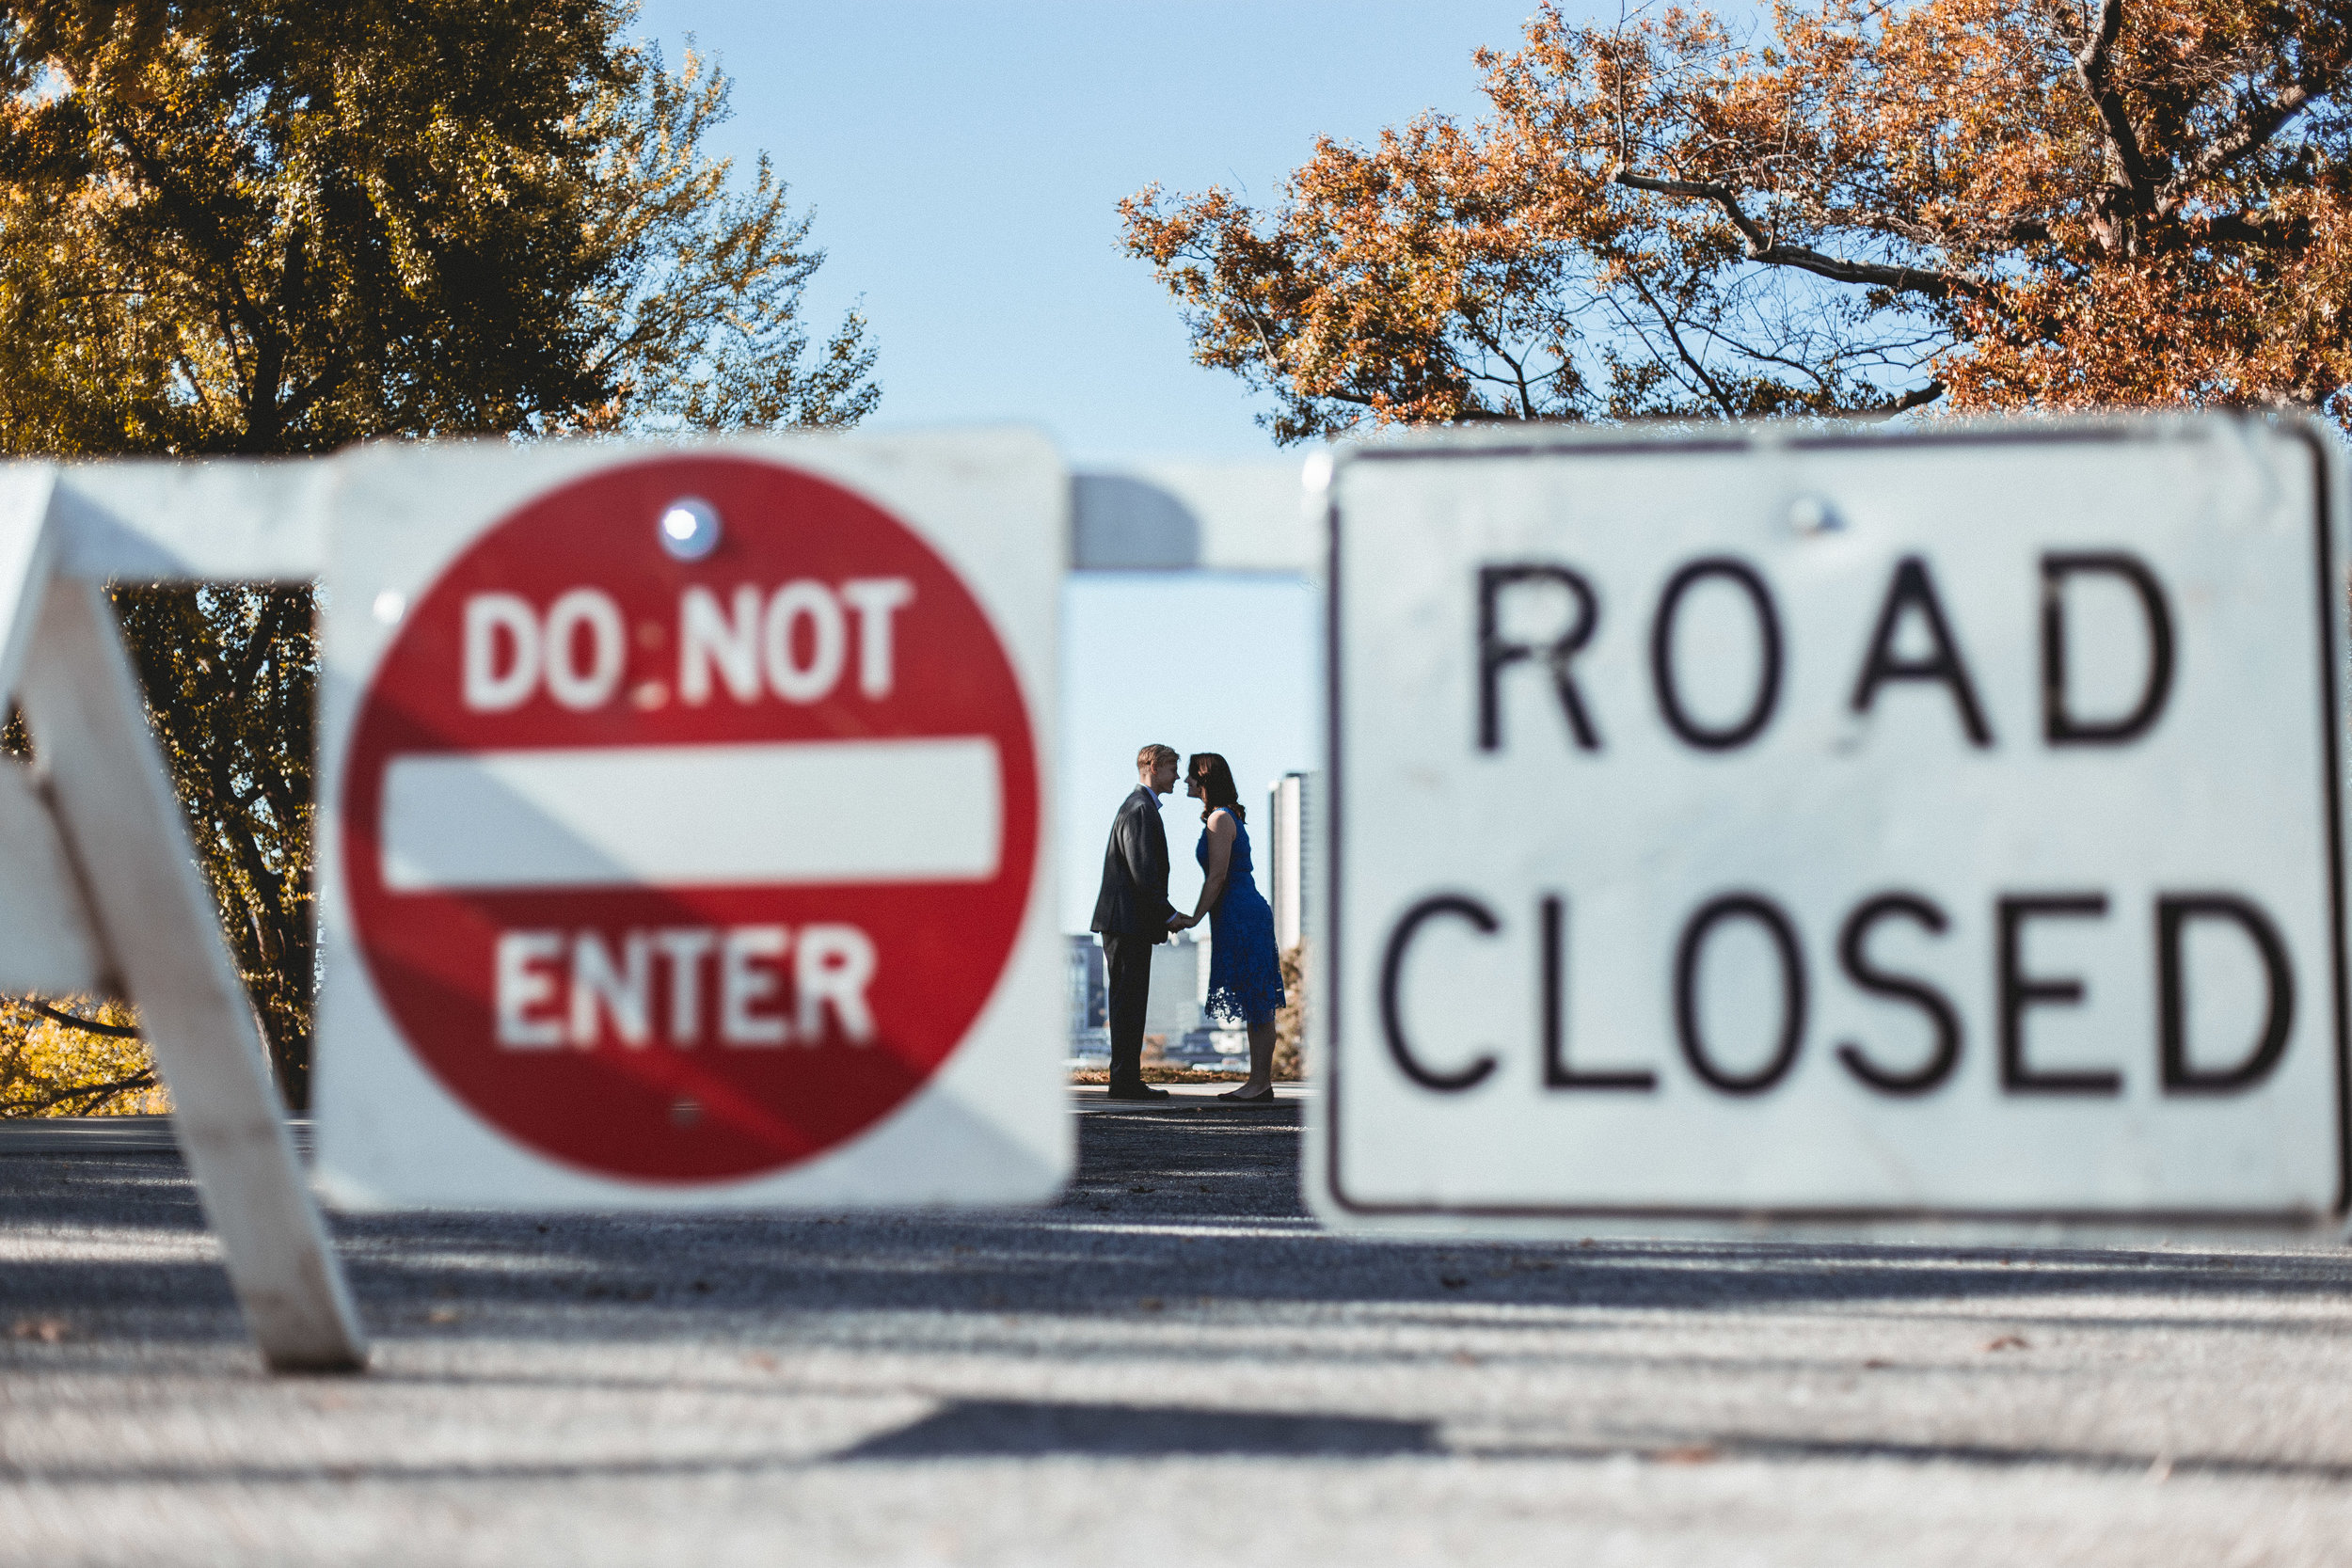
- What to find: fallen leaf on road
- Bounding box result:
[1984,1334,2028,1352]
[8,1317,66,1342]
[1653,1444,1719,1465]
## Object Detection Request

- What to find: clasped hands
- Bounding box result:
[1167,911,1199,932]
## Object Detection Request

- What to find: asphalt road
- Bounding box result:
[6,1092,2352,1565]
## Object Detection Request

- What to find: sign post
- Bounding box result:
[1315,418,2352,1235]
[314,433,1066,1208]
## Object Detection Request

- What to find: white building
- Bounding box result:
[1144,933,1207,1036]
[1268,771,1320,953]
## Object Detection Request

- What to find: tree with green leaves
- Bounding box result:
[0,0,877,1107]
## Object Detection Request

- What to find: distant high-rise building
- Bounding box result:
[1144,934,1205,1036]
[1268,771,1319,953]
[1068,931,1216,1058]
[1066,935,1105,1029]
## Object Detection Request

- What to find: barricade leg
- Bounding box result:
[17,579,367,1372]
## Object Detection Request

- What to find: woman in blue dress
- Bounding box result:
[1170,752,1286,1103]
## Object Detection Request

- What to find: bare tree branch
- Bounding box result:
[1892,379,1947,411]
[1613,169,1991,301]
[1621,267,1741,417]
[23,1000,138,1039]
[22,1068,156,1116]
[2157,86,2314,213]
[2050,0,2159,213]
[2192,209,2312,247]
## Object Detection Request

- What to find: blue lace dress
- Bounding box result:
[1197,813,1287,1026]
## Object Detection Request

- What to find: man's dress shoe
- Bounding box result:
[1104,1083,1170,1101]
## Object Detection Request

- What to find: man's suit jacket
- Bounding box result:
[1090,785,1175,942]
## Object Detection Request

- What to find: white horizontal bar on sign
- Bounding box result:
[29,450,1326,583]
[379,736,1002,893]
[1071,460,1321,574]
[47,458,331,582]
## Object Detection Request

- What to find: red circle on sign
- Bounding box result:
[341,455,1040,1182]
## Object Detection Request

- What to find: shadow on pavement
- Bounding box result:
[6,1101,2352,1353]
[838,1400,1439,1459]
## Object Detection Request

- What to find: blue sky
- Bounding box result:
[631,1,1567,926]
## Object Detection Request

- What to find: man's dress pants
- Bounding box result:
[1102,933,1153,1088]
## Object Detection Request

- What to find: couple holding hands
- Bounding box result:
[1089,744,1287,1102]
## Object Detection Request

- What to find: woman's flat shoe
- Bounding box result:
[1220,1084,1277,1102]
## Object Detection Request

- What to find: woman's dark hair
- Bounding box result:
[1188,752,1244,823]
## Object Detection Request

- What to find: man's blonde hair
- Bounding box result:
[1136,743,1178,772]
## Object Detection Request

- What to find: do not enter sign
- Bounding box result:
[316,435,1066,1208]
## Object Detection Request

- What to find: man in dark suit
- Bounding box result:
[1091,742,1183,1100]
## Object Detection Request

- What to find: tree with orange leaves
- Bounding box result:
[1120,0,2352,438]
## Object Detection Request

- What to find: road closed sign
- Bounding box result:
[1316,418,2351,1232]
[314,433,1065,1208]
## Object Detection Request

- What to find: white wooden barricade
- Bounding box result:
[24,422,2344,1366]
[0,447,1315,1373]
